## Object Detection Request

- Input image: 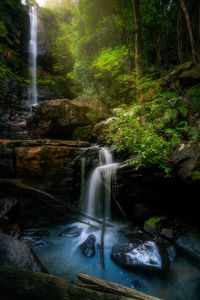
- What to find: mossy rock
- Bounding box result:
[27,98,108,140]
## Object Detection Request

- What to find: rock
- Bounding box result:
[27,98,108,139]
[0,232,46,272]
[0,266,131,300]
[166,245,176,262]
[170,141,200,181]
[179,67,200,88]
[59,226,83,237]
[20,229,49,248]
[144,221,157,235]
[0,196,18,218]
[22,229,49,238]
[79,234,96,258]
[175,233,200,266]
[110,240,169,274]
[3,223,21,239]
[160,228,174,240]
[20,236,49,248]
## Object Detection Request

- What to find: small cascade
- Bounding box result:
[85,148,118,220]
[28,6,38,107]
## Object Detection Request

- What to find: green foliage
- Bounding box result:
[0,63,29,84]
[147,216,167,224]
[106,75,199,174]
[189,85,200,115]
[86,111,98,124]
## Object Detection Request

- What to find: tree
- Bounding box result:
[132,0,142,98]
[178,0,197,62]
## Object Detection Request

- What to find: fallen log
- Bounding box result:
[77,273,164,300]
[0,179,114,228]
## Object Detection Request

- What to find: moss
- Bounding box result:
[180,68,200,79]
[189,84,200,114]
[73,126,93,141]
[146,216,167,224]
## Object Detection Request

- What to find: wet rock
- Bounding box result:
[144,221,157,235]
[20,229,49,248]
[175,233,200,266]
[0,232,46,272]
[20,236,48,248]
[160,228,174,240]
[3,223,21,239]
[166,245,176,262]
[59,226,83,237]
[22,229,49,238]
[27,97,108,139]
[0,196,18,218]
[111,240,169,273]
[79,234,96,258]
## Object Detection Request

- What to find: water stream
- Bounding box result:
[85,147,118,220]
[28,6,38,107]
[32,147,200,300]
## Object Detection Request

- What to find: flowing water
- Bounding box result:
[85,148,118,220]
[33,147,200,300]
[34,222,200,300]
[28,6,38,107]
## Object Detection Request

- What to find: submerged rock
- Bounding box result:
[20,236,48,248]
[111,240,169,273]
[20,230,49,248]
[0,232,46,272]
[79,234,96,258]
[59,226,83,238]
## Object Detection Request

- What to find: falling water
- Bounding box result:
[86,148,118,220]
[28,6,38,106]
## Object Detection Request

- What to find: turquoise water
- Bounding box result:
[34,222,200,300]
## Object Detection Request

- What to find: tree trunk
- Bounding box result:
[198,0,200,59]
[132,0,143,99]
[178,0,197,63]
[157,29,161,74]
[177,8,183,64]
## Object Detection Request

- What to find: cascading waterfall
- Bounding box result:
[28,6,38,106]
[85,148,118,220]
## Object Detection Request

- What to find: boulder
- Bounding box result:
[27,97,108,139]
[79,234,96,258]
[111,240,169,274]
[175,233,200,267]
[0,196,18,218]
[0,232,46,272]
[170,141,200,181]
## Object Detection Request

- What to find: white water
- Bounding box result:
[86,148,118,220]
[28,7,38,106]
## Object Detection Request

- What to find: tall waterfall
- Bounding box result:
[85,148,118,220]
[28,6,38,106]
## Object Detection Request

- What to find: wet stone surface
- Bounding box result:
[111,240,170,273]
[79,234,96,258]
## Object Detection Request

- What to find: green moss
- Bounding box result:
[191,170,200,181]
[146,216,167,224]
[189,84,200,114]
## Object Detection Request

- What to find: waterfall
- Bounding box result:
[28,6,38,106]
[85,148,118,220]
